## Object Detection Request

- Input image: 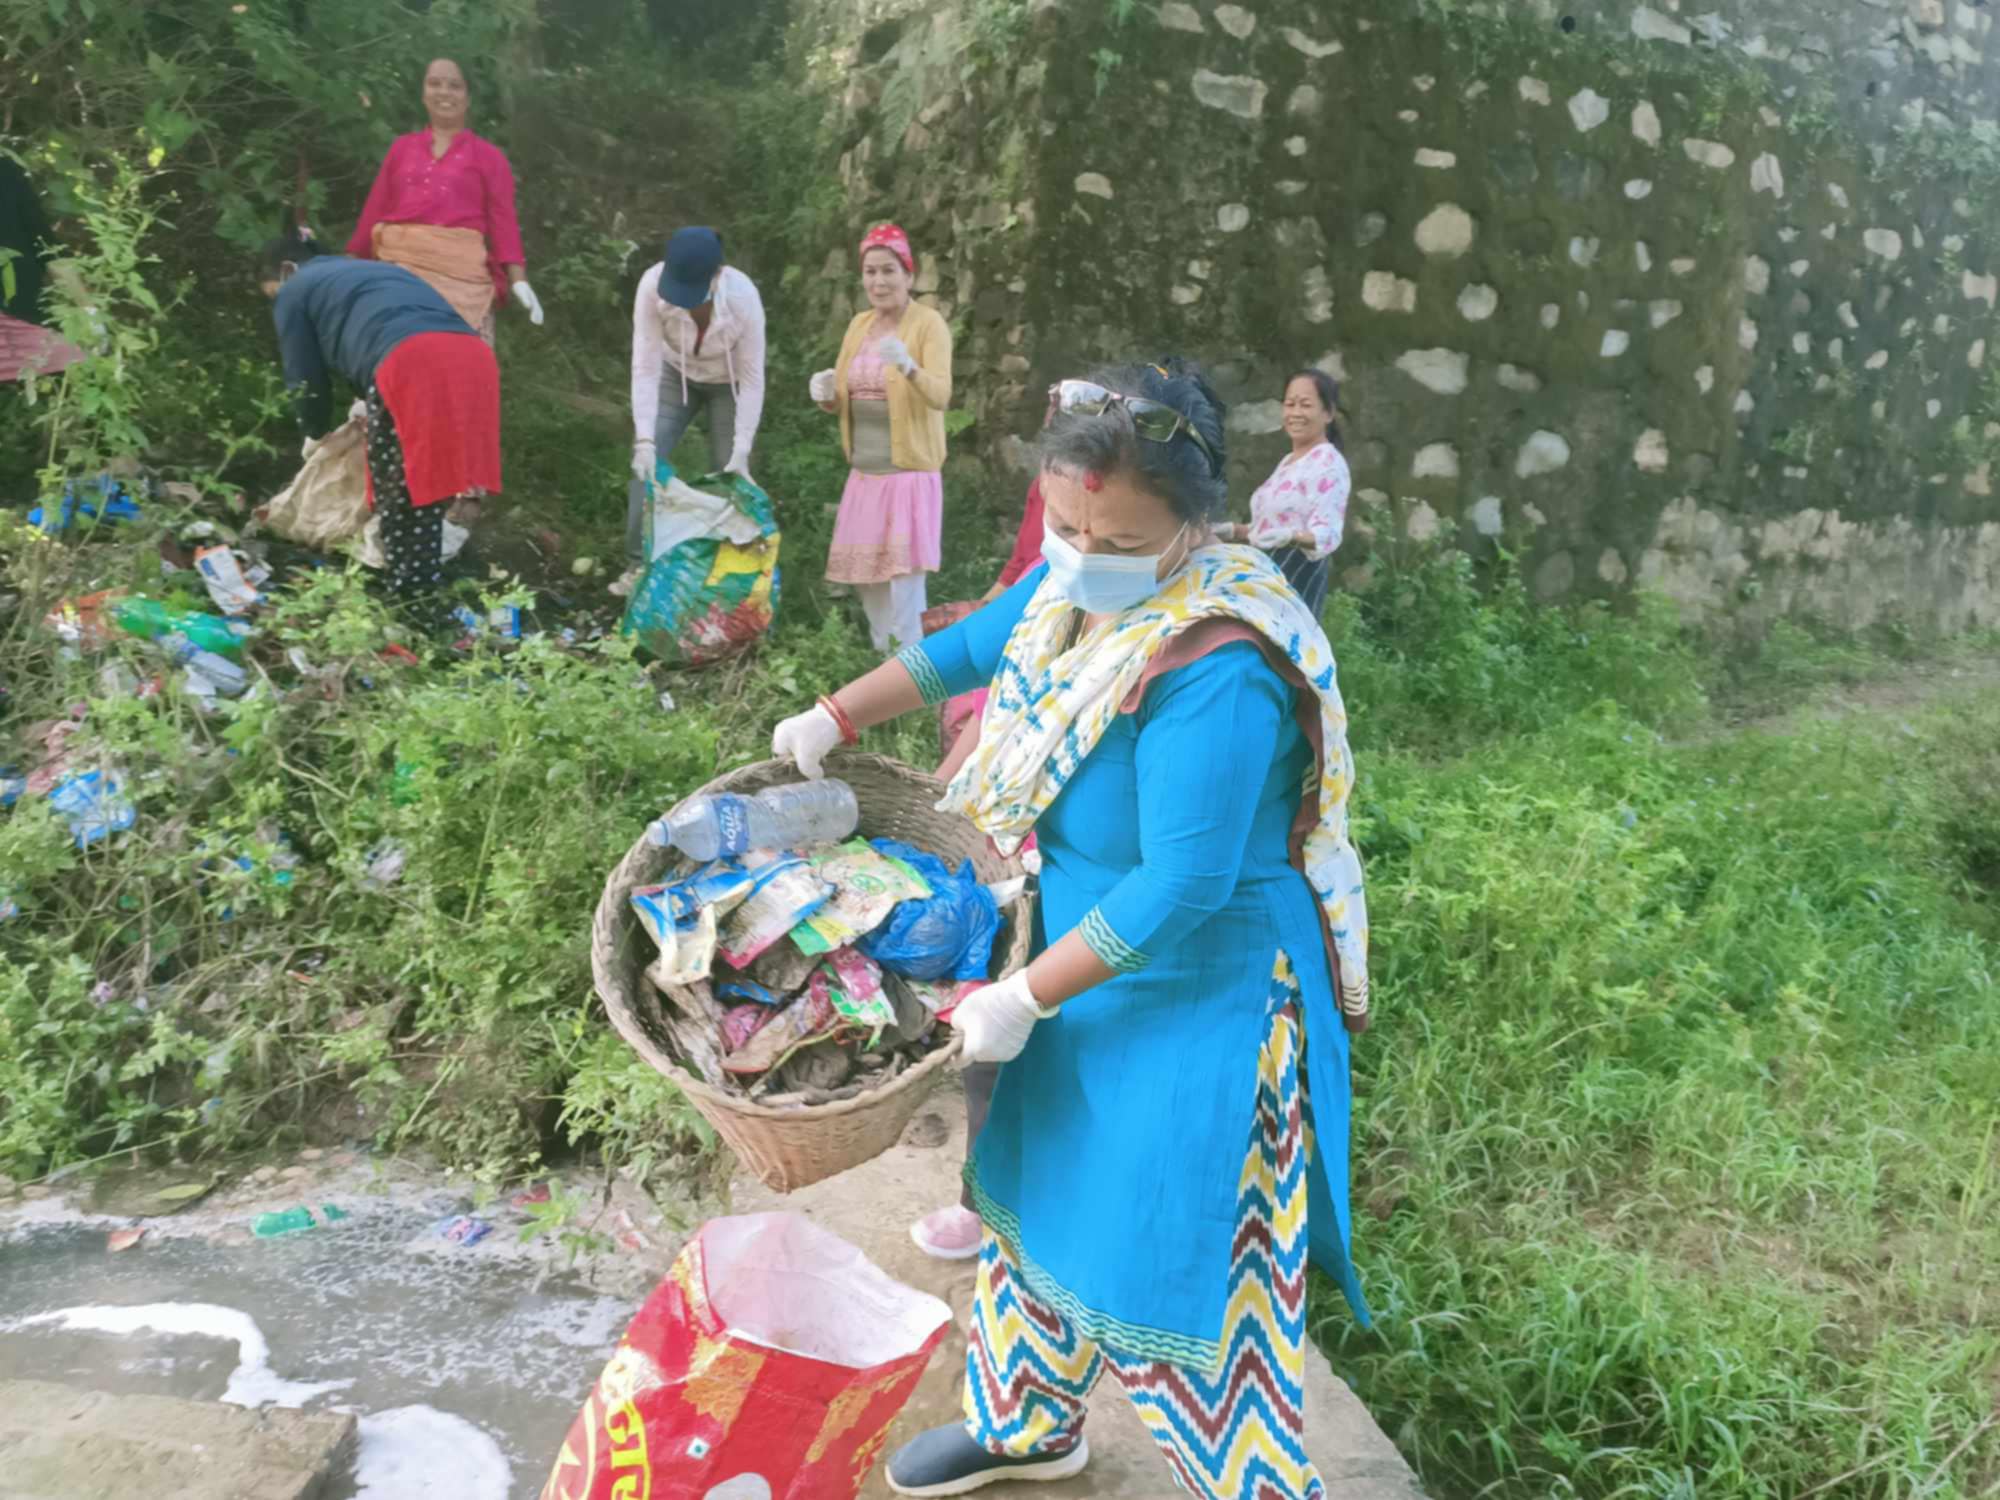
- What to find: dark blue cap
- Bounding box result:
[659,227,724,309]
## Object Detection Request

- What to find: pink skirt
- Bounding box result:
[826,467,943,584]
[0,311,85,383]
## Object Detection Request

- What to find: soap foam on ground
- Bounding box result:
[350,1404,513,1500]
[10,1302,352,1408]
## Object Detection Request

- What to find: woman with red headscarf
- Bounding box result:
[808,224,953,651]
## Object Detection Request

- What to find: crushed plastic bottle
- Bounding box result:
[648,779,859,861]
[158,632,248,698]
[250,1204,350,1237]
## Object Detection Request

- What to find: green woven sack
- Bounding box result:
[620,465,781,666]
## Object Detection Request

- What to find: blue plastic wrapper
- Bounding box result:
[451,604,523,641]
[28,475,145,534]
[46,769,137,849]
[630,856,768,948]
[857,838,1001,981]
[717,978,784,1007]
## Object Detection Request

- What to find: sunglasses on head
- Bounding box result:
[1047,379,1222,476]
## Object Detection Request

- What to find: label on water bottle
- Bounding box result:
[713,795,753,857]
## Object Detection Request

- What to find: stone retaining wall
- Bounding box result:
[792,0,2000,629]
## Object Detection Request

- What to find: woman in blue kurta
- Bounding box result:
[769,361,1371,1499]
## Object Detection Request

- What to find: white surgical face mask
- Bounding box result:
[1041,521,1190,613]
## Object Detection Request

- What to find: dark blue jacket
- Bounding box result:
[272,257,472,435]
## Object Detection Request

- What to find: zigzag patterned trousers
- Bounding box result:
[961,960,1323,1500]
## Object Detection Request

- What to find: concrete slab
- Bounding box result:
[732,1096,1425,1499]
[0,1379,356,1500]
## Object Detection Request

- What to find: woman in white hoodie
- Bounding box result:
[625,226,768,572]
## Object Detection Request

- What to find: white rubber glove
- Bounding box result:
[876,335,916,375]
[809,368,836,403]
[771,704,843,780]
[632,440,656,484]
[723,449,752,482]
[511,281,545,325]
[951,969,1050,1064]
[347,398,370,425]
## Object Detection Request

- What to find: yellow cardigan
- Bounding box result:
[834,302,953,474]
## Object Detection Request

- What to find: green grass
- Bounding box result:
[1321,681,2000,1496]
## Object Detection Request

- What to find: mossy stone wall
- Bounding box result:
[793,0,2000,630]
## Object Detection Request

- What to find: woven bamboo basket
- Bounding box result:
[591,752,1031,1192]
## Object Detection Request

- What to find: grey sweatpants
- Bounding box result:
[626,377,740,561]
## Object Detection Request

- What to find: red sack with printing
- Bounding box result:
[541,1212,952,1500]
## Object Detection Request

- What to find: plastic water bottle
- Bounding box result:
[158,632,248,697]
[649,779,860,860]
[112,596,251,658]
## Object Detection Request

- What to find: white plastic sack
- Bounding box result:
[700,1213,952,1366]
[647,471,765,562]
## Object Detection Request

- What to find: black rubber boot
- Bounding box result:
[885,1423,1090,1496]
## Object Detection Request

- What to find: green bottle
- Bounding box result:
[250,1203,350,1237]
[112,597,251,659]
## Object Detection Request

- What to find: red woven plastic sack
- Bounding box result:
[541,1212,951,1500]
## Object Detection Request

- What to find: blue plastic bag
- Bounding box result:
[46,769,137,849]
[857,838,1001,981]
[28,474,146,534]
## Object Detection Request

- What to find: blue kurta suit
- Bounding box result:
[902,565,1369,1374]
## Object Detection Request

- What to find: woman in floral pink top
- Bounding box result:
[1216,368,1349,615]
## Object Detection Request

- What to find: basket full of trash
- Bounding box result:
[591,753,1032,1192]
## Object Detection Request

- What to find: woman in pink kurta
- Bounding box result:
[347,58,542,343]
[1216,368,1350,616]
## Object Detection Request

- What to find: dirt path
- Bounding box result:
[1691,649,2000,744]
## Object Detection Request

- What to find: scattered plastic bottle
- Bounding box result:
[112,597,251,659]
[649,779,860,861]
[251,1204,350,1237]
[158,632,248,697]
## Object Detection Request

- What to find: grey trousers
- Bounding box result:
[626,377,740,561]
[960,1061,998,1211]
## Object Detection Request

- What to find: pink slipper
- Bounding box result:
[909,1205,983,1261]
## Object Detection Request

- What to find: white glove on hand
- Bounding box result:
[347,398,370,425]
[632,441,656,484]
[771,704,843,780]
[876,335,916,375]
[809,368,836,403]
[511,281,545,325]
[723,450,752,482]
[951,969,1049,1064]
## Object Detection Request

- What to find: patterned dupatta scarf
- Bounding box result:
[939,544,1372,1027]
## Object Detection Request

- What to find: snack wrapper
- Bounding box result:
[195,546,266,615]
[817,948,895,1031]
[790,841,930,956]
[718,861,833,969]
